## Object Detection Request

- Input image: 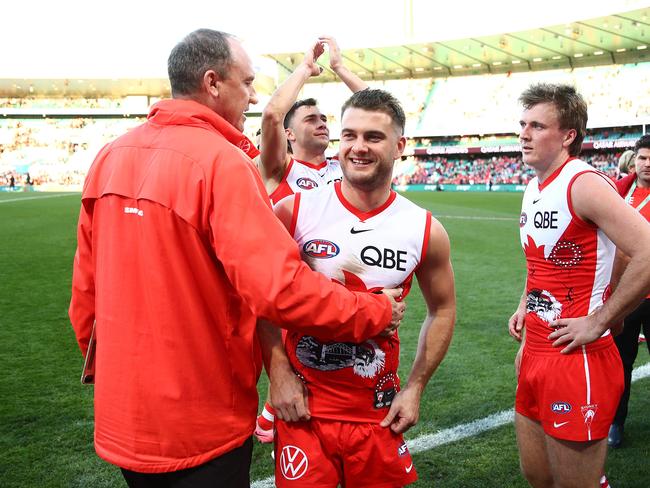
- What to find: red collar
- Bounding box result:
[538,156,577,191]
[293,158,328,170]
[334,181,396,221]
[149,99,259,160]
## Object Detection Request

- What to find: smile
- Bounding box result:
[350,158,373,165]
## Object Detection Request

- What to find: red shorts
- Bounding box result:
[274,418,417,488]
[515,341,623,441]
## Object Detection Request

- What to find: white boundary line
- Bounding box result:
[252,361,650,488]
[435,214,518,221]
[0,193,79,204]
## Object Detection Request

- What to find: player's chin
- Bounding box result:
[236,114,246,132]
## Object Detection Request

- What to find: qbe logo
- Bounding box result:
[303,239,340,258]
[550,401,572,414]
[297,177,318,190]
[280,445,309,480]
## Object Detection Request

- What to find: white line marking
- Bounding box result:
[408,409,514,454]
[251,361,650,487]
[632,361,650,381]
[434,214,518,221]
[0,193,79,204]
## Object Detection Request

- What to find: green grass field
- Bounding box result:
[1,190,648,487]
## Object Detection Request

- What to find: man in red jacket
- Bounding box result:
[69,29,404,488]
[607,135,650,448]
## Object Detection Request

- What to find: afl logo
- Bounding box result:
[297,177,318,190]
[303,239,340,259]
[237,139,251,153]
[551,401,572,414]
[519,212,527,228]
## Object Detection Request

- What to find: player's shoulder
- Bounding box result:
[299,182,336,206]
[392,190,428,215]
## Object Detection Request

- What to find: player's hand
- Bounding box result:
[302,39,325,77]
[269,367,311,422]
[508,307,526,342]
[381,287,405,336]
[548,313,605,354]
[319,35,343,71]
[379,386,420,434]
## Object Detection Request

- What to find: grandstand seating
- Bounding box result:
[1,62,648,189]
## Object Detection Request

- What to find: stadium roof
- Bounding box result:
[271,8,650,82]
[1,6,648,98]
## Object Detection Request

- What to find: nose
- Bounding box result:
[519,124,530,141]
[249,86,258,105]
[352,137,368,153]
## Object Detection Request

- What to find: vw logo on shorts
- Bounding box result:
[280,445,309,480]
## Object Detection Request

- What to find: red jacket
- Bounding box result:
[69,99,391,473]
[615,173,635,197]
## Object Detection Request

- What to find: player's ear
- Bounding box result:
[563,128,577,149]
[394,136,407,159]
[203,70,221,98]
[285,127,296,143]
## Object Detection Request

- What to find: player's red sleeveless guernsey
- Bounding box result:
[519,157,616,354]
[269,157,342,204]
[285,181,431,422]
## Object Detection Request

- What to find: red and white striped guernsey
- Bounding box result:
[269,157,343,205]
[519,157,616,354]
[285,181,431,422]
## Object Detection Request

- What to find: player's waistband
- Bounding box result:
[524,331,614,356]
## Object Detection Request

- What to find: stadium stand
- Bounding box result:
[1,63,648,191]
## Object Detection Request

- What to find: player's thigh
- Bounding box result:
[274,419,339,488]
[341,423,417,488]
[545,436,607,488]
[515,412,552,485]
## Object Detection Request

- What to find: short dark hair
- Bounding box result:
[634,134,650,153]
[519,83,588,157]
[168,29,234,97]
[341,89,405,135]
[284,98,318,129]
[256,128,292,154]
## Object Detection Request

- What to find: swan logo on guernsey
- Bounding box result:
[519,212,527,228]
[303,239,340,258]
[297,177,318,190]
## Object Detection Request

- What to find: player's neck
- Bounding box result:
[636,176,650,189]
[536,154,571,185]
[340,179,392,213]
[293,147,326,165]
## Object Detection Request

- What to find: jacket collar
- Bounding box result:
[148,99,259,159]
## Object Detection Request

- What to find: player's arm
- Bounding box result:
[508,285,527,342]
[320,36,369,93]
[549,172,650,352]
[257,318,310,422]
[607,248,631,336]
[380,217,456,434]
[255,194,311,422]
[259,40,325,190]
